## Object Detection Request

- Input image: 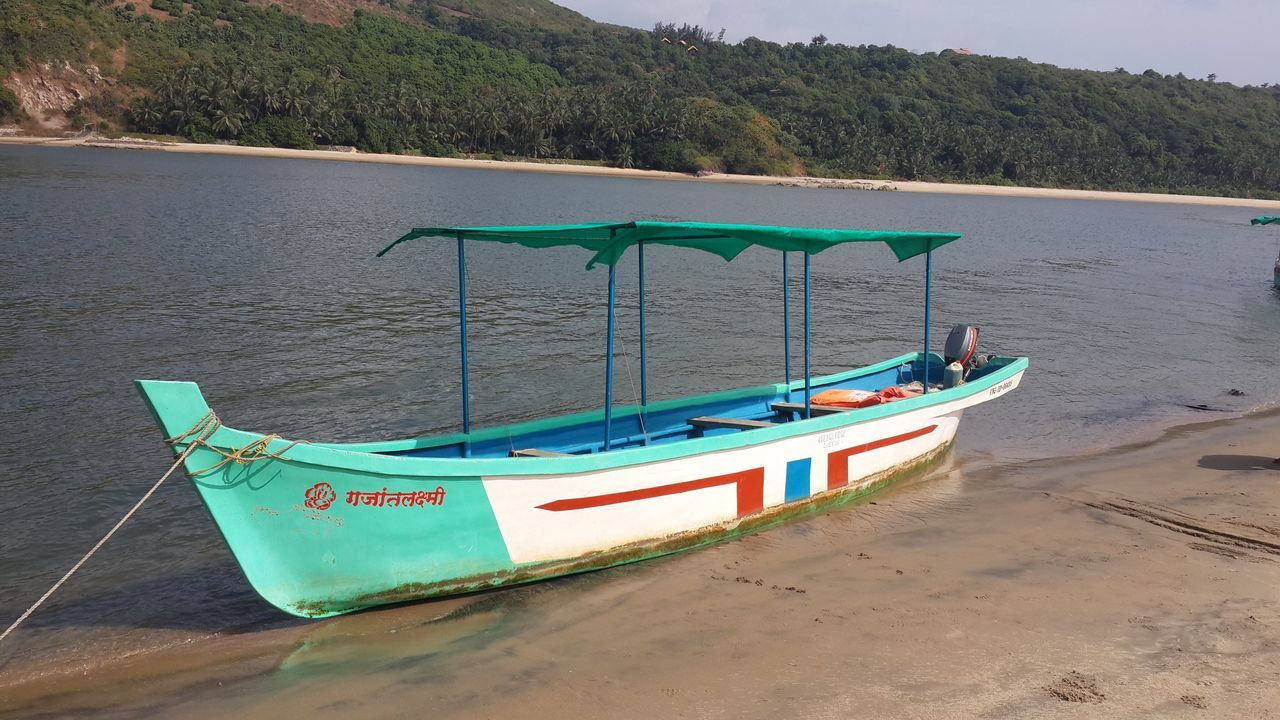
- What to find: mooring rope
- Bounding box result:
[0,411,299,645]
[181,431,304,476]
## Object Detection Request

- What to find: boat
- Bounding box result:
[137,221,1029,618]
[1252,216,1280,287]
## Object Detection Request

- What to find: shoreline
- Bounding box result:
[4,405,1280,716]
[3,133,1279,209]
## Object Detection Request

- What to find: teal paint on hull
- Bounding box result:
[138,382,513,618]
[192,462,512,618]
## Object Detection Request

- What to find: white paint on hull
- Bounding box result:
[484,369,1020,564]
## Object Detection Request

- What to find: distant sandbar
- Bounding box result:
[3,133,1278,209]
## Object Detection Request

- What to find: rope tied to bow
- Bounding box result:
[166,411,305,477]
[0,411,304,646]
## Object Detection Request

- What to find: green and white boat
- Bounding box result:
[1253,216,1280,288]
[137,221,1028,618]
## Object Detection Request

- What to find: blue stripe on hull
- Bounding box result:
[785,458,812,502]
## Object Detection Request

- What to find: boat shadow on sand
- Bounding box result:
[0,565,301,635]
[1196,454,1280,472]
[1,553,612,639]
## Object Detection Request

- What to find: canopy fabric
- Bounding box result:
[378,221,962,268]
[1252,216,1280,226]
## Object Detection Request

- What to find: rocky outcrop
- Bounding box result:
[5,63,112,129]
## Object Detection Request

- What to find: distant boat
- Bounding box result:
[137,221,1028,618]
[1252,216,1280,287]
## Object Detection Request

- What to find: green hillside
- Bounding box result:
[2,0,1279,197]
[421,0,597,33]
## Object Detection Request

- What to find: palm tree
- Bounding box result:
[211,108,243,138]
[443,118,468,149]
[528,133,553,158]
[168,102,199,135]
[282,85,308,118]
[256,79,283,116]
[407,94,431,125]
[614,142,635,168]
[196,75,227,111]
[323,64,347,83]
[474,96,504,152]
[130,99,165,133]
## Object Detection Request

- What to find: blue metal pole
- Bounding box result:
[457,233,470,456]
[923,249,933,395]
[783,252,791,399]
[638,241,647,407]
[803,251,812,419]
[604,261,617,451]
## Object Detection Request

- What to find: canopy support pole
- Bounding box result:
[457,233,471,456]
[603,233,617,451]
[783,252,791,401]
[803,251,812,419]
[922,249,932,395]
[638,241,647,408]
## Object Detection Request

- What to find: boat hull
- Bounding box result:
[348,431,959,614]
[137,356,1025,617]
[483,410,961,567]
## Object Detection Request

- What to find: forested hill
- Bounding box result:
[3,1,1279,197]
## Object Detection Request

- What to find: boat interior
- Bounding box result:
[373,353,1019,460]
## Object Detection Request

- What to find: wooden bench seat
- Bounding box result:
[509,448,573,458]
[770,401,853,416]
[688,416,776,431]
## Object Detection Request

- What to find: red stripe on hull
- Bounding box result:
[538,468,765,519]
[736,471,764,517]
[826,424,938,490]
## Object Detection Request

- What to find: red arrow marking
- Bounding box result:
[537,467,765,518]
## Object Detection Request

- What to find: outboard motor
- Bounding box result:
[944,324,979,367]
[942,325,980,388]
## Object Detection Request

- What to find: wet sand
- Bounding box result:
[4,409,1280,718]
[3,134,1279,209]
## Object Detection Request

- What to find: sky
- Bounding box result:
[556,0,1279,87]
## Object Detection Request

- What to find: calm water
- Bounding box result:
[1,145,1278,674]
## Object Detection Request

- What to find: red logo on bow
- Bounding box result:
[304,482,336,511]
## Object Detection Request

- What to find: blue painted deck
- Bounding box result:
[384,356,1010,460]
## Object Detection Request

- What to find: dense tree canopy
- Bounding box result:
[3,0,1279,197]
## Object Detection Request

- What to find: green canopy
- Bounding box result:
[378,221,962,268]
[1252,216,1280,226]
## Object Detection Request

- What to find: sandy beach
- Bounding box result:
[3,406,1279,718]
[3,133,1279,209]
